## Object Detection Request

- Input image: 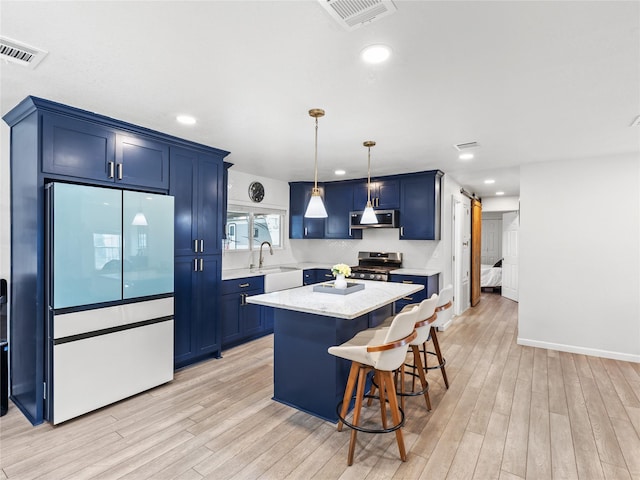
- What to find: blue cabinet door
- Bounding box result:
[197,256,220,356]
[42,112,116,182]
[170,147,224,256]
[174,256,221,366]
[353,178,400,210]
[197,155,223,255]
[303,269,316,285]
[174,257,197,366]
[116,134,169,190]
[399,172,442,240]
[289,182,325,239]
[390,274,440,311]
[324,182,362,239]
[221,277,265,348]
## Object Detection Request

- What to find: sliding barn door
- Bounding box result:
[470,199,482,307]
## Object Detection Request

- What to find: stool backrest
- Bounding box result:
[434,284,453,327]
[412,294,439,344]
[370,305,420,371]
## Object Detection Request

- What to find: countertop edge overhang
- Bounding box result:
[245,280,424,319]
[222,264,440,281]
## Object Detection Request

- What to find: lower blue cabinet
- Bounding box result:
[221,276,272,349]
[390,274,440,311]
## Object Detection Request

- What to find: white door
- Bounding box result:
[453,199,471,315]
[481,219,502,265]
[502,211,519,301]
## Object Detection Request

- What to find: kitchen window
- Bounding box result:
[224,207,283,251]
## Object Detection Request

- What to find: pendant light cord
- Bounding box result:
[314,116,319,192]
[367,145,372,204]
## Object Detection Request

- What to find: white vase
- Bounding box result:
[334,274,348,289]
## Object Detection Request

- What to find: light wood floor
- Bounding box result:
[1,293,639,480]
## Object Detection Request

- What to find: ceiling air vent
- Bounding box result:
[318,0,397,31]
[454,141,479,151]
[0,36,48,69]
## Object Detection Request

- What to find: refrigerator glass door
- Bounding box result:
[53,184,122,308]
[122,191,174,299]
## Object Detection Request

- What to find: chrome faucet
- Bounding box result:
[259,241,273,269]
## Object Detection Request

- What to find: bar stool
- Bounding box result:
[328,306,420,466]
[426,284,453,389]
[369,294,439,411]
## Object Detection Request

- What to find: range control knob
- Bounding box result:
[368,274,375,279]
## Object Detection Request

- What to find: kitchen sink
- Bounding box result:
[260,267,303,293]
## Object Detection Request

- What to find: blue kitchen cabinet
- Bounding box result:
[315,269,334,283]
[221,276,268,349]
[352,178,400,210]
[399,171,443,240]
[324,181,362,239]
[4,96,231,424]
[171,145,229,366]
[170,146,225,257]
[303,269,317,285]
[174,256,221,368]
[289,182,325,239]
[390,273,440,311]
[42,111,169,190]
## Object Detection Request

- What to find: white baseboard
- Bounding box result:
[437,317,454,332]
[517,337,640,363]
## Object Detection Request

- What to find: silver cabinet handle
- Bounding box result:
[200,239,204,253]
[400,226,404,236]
[402,280,414,284]
[117,163,123,180]
[239,283,250,288]
[108,161,115,179]
[194,239,199,253]
[199,258,203,272]
[325,274,333,278]
[304,227,308,236]
[193,258,198,272]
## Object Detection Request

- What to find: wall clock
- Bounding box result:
[248,181,265,203]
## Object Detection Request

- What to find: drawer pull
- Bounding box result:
[402,280,414,284]
[239,283,250,288]
[402,296,413,301]
[325,274,333,278]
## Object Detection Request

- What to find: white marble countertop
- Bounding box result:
[245,280,423,319]
[222,263,334,281]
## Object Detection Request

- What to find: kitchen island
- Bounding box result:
[246,280,423,422]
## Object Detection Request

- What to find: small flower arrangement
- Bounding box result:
[331,263,351,277]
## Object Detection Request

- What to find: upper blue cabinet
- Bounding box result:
[399,171,443,240]
[352,178,400,210]
[42,112,169,190]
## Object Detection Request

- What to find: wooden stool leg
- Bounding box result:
[338,362,360,432]
[411,344,431,410]
[378,371,388,429]
[382,370,407,462]
[430,327,449,389]
[347,367,368,466]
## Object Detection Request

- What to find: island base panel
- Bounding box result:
[272,304,393,422]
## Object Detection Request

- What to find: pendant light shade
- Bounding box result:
[360,140,378,224]
[304,108,328,218]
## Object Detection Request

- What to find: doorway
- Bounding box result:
[502,211,519,301]
[452,198,470,316]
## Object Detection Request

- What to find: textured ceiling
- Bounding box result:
[1,1,638,198]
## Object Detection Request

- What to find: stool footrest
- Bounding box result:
[337,395,405,434]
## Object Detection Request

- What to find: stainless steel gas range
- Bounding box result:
[350,251,402,282]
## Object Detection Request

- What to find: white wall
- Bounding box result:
[482,196,519,212]
[518,155,640,362]
[222,169,298,270]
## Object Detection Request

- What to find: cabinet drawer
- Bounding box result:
[222,276,265,295]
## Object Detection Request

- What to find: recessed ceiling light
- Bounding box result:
[496,191,505,196]
[176,114,196,125]
[459,153,474,160]
[361,44,391,64]
[334,169,346,176]
[484,179,495,184]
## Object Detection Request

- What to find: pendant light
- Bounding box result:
[304,108,328,218]
[360,140,378,224]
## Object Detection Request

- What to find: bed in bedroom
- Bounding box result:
[481,259,502,291]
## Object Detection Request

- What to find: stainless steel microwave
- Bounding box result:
[349,210,399,229]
